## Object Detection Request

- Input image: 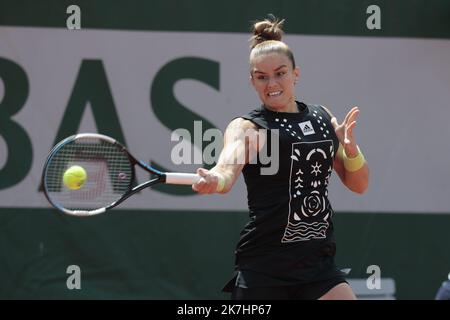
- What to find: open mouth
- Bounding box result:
[267,91,282,97]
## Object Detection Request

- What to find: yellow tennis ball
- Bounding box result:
[63,165,87,190]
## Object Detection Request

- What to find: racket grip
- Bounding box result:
[165,173,201,185]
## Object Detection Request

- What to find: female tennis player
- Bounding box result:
[192,15,369,300]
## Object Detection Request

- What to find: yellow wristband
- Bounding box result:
[343,145,366,172]
[216,174,225,193]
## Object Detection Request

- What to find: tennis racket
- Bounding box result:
[42,133,200,216]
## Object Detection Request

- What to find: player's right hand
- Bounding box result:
[192,168,222,194]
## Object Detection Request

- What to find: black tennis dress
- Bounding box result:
[224,101,346,291]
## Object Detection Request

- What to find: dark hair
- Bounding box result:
[249,15,296,69]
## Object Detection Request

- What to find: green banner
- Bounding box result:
[0,0,449,38]
[1,208,449,299]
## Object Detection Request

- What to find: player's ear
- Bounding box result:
[294,67,300,84]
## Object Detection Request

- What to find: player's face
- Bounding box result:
[251,53,299,112]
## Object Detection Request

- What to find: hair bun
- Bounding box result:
[250,15,285,49]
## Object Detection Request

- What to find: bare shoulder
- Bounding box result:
[224,118,260,148]
[225,117,264,153]
[226,117,258,132]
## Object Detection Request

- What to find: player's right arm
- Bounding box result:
[192,117,262,194]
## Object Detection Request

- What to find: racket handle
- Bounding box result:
[165,173,201,185]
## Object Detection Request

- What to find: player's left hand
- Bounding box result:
[330,106,360,157]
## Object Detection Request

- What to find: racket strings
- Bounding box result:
[44,137,133,212]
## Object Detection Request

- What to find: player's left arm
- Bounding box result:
[322,105,369,194]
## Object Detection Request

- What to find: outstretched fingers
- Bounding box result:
[345,120,357,144]
[344,106,359,126]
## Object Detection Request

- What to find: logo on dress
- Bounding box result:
[299,121,315,136]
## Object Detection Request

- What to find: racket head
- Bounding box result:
[42,133,136,216]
